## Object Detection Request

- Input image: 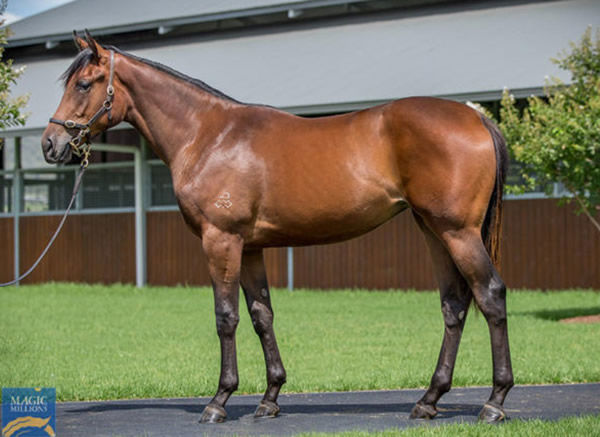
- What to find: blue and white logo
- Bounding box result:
[2,388,56,437]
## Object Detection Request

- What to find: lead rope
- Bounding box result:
[0,165,87,287]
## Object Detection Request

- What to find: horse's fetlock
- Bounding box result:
[268,367,287,386]
[220,375,239,393]
[495,370,514,391]
[431,370,452,395]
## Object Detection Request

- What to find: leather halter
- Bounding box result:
[49,50,115,167]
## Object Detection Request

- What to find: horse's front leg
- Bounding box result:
[240,249,286,418]
[200,227,244,424]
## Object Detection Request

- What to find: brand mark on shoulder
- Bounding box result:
[215,192,232,209]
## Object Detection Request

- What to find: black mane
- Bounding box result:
[60,45,240,103]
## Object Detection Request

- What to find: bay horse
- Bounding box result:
[42,32,513,424]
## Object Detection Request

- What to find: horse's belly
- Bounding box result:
[249,195,409,247]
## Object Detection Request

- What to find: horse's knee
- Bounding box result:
[441,298,468,329]
[215,308,239,337]
[250,301,273,335]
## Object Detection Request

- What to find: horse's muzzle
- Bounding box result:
[41,131,72,164]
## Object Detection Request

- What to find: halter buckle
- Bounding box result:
[64,120,77,129]
[107,85,114,96]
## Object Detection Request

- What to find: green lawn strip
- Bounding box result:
[299,414,600,437]
[1,284,599,401]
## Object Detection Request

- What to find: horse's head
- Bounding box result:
[42,31,126,164]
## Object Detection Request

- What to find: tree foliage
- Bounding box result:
[0,24,28,130]
[498,27,600,232]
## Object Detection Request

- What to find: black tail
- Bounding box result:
[480,115,509,269]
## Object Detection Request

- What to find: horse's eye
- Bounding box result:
[76,81,91,92]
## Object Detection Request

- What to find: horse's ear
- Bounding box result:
[73,30,86,51]
[83,29,100,59]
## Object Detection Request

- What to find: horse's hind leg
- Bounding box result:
[240,249,286,418]
[426,222,514,422]
[410,214,472,420]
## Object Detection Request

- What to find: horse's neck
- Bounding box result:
[117,55,238,165]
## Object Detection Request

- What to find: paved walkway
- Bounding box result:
[55,383,599,436]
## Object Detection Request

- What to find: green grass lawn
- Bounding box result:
[301,414,600,436]
[1,284,599,402]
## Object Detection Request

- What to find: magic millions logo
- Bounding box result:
[2,388,56,437]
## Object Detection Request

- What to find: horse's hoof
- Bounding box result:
[254,400,280,418]
[200,404,227,423]
[410,402,437,419]
[478,402,507,423]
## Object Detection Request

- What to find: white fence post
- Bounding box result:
[12,137,21,286]
[134,146,147,288]
[287,246,294,291]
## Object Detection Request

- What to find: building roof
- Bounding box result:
[7,0,369,46]
[5,0,600,134]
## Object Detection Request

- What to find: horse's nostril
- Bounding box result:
[43,136,54,153]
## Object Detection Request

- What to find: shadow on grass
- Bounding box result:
[515,306,600,321]
[62,401,480,421]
